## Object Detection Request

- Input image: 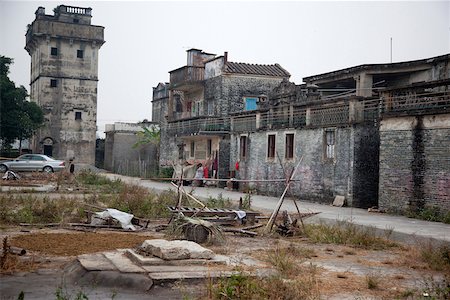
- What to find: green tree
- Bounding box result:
[133,124,160,177]
[0,56,44,155]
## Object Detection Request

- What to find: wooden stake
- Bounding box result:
[265,156,303,231]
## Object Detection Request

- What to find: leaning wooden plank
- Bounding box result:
[223,228,258,237]
[19,223,60,227]
[242,224,264,231]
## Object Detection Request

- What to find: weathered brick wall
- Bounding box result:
[379,114,450,213]
[104,132,159,177]
[159,128,179,167]
[230,127,355,204]
[205,75,284,117]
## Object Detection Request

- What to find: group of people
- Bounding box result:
[193,156,218,187]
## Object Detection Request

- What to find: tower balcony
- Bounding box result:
[169,66,204,91]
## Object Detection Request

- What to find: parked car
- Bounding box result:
[0,154,65,173]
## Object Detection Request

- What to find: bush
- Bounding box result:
[159,167,174,179]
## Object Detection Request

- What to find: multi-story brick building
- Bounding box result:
[229,54,450,211]
[156,49,290,181]
[25,5,105,164]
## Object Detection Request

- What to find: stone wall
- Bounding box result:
[229,122,380,207]
[379,114,450,213]
[204,75,284,117]
[104,131,159,178]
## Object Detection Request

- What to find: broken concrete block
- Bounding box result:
[169,240,214,259]
[141,239,190,260]
[332,196,346,207]
[140,239,214,260]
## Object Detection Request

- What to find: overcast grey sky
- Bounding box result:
[1,1,449,137]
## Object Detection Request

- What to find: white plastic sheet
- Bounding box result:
[92,208,136,231]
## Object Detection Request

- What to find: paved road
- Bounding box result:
[103,174,450,244]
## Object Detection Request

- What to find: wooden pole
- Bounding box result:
[277,153,303,219]
[265,156,303,231]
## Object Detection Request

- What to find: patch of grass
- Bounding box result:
[304,221,398,250]
[104,185,177,219]
[266,244,316,277]
[407,206,450,224]
[76,170,123,193]
[204,193,233,209]
[418,241,450,273]
[365,273,380,289]
[207,265,320,300]
[0,194,79,224]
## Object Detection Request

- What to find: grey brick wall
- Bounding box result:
[229,123,380,207]
[104,132,159,177]
[205,75,284,117]
[379,115,450,214]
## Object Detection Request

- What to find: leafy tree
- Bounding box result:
[133,124,161,177]
[0,55,44,155]
[133,125,161,148]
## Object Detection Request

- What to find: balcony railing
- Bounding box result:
[169,66,204,90]
[167,117,230,136]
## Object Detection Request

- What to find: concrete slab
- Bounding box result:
[78,253,116,271]
[142,265,214,273]
[126,249,228,266]
[103,251,146,273]
[149,270,237,283]
[332,196,346,207]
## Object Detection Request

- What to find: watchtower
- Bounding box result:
[25,5,105,164]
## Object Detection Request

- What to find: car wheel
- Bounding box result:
[0,164,7,173]
[43,166,54,173]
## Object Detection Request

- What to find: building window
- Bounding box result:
[190,141,195,158]
[73,18,79,23]
[207,139,212,157]
[75,112,82,120]
[77,50,84,58]
[285,133,294,160]
[50,79,57,88]
[175,95,183,113]
[244,97,258,111]
[325,130,335,159]
[50,47,58,56]
[267,134,276,159]
[240,135,248,159]
[207,101,214,116]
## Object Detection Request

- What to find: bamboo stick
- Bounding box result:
[265,156,304,231]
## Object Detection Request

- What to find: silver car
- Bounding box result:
[0,154,65,173]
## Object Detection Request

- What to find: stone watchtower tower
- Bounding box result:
[25,5,105,164]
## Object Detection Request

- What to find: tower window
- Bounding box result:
[285,133,294,160]
[77,50,84,58]
[267,134,276,159]
[50,79,57,88]
[51,47,58,56]
[75,112,82,120]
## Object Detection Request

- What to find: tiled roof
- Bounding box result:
[223,62,290,77]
